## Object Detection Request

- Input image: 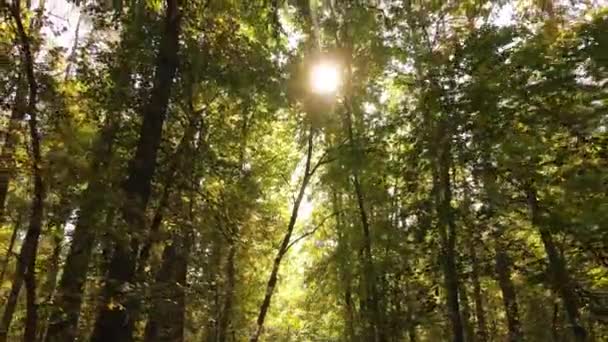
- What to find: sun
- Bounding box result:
[310,61,340,94]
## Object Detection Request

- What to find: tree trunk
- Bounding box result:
[45,121,117,342]
[217,242,236,342]
[136,114,200,277]
[495,248,523,342]
[249,128,315,342]
[434,132,464,342]
[552,301,560,342]
[459,282,474,342]
[23,257,38,341]
[0,2,45,340]
[143,230,190,342]
[526,187,586,341]
[403,279,417,342]
[38,232,63,340]
[343,95,385,342]
[470,243,487,342]
[38,201,71,342]
[479,162,522,341]
[91,1,181,339]
[0,76,25,221]
[333,190,357,341]
[0,213,22,286]
[352,174,385,342]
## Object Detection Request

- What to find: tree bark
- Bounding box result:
[136,114,200,277]
[143,229,190,342]
[45,119,117,342]
[23,257,37,341]
[352,173,385,342]
[495,248,523,342]
[470,243,487,342]
[459,282,474,342]
[434,130,464,342]
[0,213,22,286]
[217,242,236,342]
[343,96,385,342]
[0,2,45,340]
[249,128,315,342]
[38,200,71,342]
[0,76,25,221]
[479,159,522,341]
[91,1,181,339]
[334,191,357,342]
[526,186,586,341]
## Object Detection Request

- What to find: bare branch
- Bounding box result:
[285,210,342,253]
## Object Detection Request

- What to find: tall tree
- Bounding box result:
[0,1,45,340]
[91,0,182,340]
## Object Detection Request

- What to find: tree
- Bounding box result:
[0,1,606,341]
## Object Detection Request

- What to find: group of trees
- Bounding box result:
[0,0,606,341]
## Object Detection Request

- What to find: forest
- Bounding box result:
[0,0,607,341]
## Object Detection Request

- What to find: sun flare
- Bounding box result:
[310,61,340,94]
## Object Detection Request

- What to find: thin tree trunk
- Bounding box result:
[45,120,117,342]
[136,114,200,277]
[352,173,385,342]
[91,1,181,339]
[495,248,523,342]
[24,257,37,341]
[552,301,560,342]
[403,278,417,342]
[480,163,522,341]
[217,242,236,342]
[434,131,464,342]
[526,186,586,341]
[38,232,63,341]
[333,190,357,341]
[216,104,249,342]
[470,243,487,342]
[343,96,385,342]
[249,127,315,342]
[63,13,81,81]
[0,213,22,286]
[0,75,25,221]
[143,229,190,342]
[0,2,44,340]
[135,185,169,276]
[459,283,474,342]
[38,203,71,342]
[408,326,417,342]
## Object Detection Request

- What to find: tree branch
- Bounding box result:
[285,210,342,252]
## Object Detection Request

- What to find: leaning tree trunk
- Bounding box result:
[0,2,45,340]
[91,1,182,340]
[249,128,315,342]
[526,186,587,341]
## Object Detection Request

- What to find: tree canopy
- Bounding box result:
[0,0,607,341]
